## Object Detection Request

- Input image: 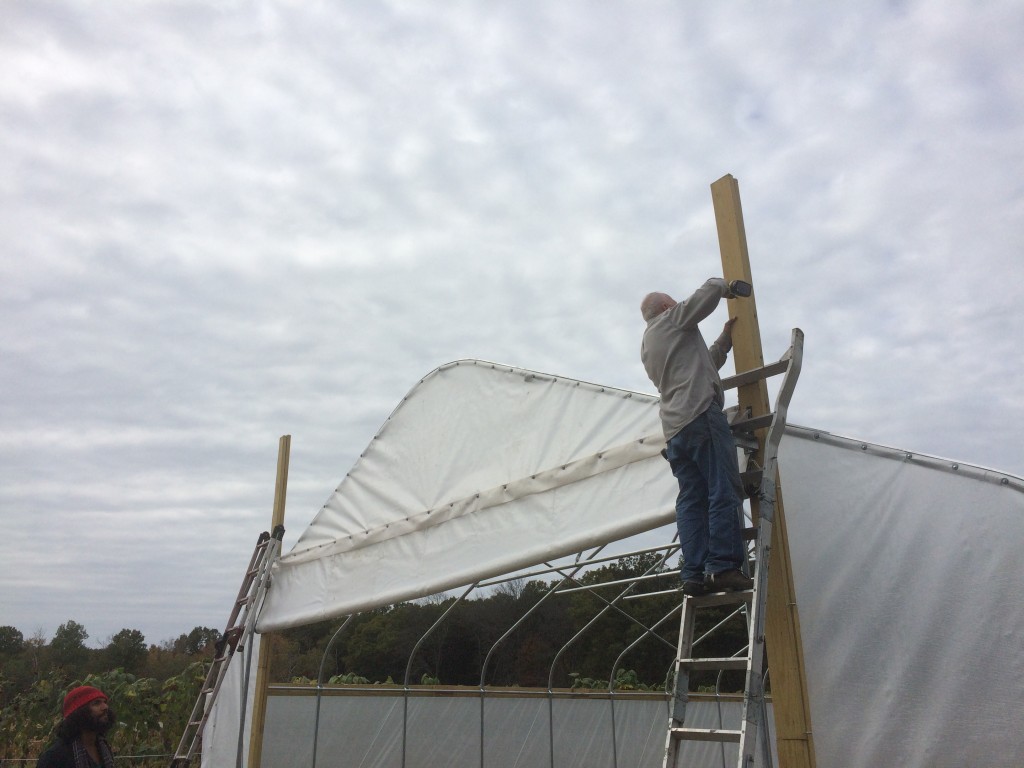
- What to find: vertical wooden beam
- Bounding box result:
[711,175,816,768]
[246,435,290,768]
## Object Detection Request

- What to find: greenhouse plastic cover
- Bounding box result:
[251,360,1024,767]
[259,360,672,632]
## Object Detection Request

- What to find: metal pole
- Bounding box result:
[479,548,606,768]
[606,604,683,768]
[475,543,676,588]
[546,553,673,768]
[235,638,255,768]
[311,616,354,768]
[401,583,478,768]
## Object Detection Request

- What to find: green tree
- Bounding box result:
[0,627,32,708]
[172,626,220,656]
[0,626,24,655]
[50,621,89,674]
[106,629,147,674]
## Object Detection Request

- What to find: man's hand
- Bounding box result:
[714,317,738,355]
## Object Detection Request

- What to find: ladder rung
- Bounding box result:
[743,526,759,541]
[687,590,752,607]
[670,727,742,743]
[734,435,760,453]
[677,657,748,671]
[721,359,789,390]
[730,413,774,434]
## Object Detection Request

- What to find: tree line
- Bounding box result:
[1,553,749,764]
[267,552,747,691]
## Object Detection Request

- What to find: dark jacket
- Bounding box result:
[37,738,106,768]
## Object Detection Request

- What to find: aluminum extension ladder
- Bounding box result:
[663,328,803,768]
[170,524,285,767]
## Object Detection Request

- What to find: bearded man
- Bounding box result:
[37,686,116,768]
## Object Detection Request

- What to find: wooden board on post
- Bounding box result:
[246,434,290,768]
[710,174,817,768]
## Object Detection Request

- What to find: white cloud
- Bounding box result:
[1,0,1022,645]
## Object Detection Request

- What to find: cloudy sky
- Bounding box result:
[2,1,1022,649]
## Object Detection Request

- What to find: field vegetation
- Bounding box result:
[2,553,747,765]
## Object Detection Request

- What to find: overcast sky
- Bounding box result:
[2,1,1022,649]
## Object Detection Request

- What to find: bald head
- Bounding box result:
[641,292,676,322]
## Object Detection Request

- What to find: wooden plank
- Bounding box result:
[711,174,817,768]
[247,435,291,768]
[721,359,790,390]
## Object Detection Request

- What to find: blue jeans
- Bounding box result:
[665,401,745,581]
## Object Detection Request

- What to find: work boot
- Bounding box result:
[704,569,753,592]
[681,579,708,597]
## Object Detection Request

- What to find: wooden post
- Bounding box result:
[246,435,290,768]
[711,175,817,768]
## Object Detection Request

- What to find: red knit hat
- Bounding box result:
[62,686,108,718]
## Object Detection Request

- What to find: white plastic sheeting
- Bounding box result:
[244,360,1024,767]
[201,633,259,768]
[259,361,673,633]
[259,692,773,768]
[778,427,1024,768]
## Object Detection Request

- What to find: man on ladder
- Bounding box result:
[640,277,753,595]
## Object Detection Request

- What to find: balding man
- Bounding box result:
[641,278,752,596]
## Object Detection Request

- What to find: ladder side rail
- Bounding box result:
[737,328,802,768]
[757,328,804,526]
[236,536,283,645]
[737,513,772,768]
[663,597,699,768]
[222,533,273,639]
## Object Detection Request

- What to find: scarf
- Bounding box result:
[71,736,116,768]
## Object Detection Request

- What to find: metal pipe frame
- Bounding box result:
[606,602,683,768]
[477,545,607,768]
[544,548,678,768]
[401,582,479,768]
[311,616,355,768]
[475,542,678,588]
[307,537,745,768]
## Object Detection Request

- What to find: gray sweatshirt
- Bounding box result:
[641,278,732,440]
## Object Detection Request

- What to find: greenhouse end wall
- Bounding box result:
[261,687,774,768]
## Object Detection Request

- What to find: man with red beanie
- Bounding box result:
[37,685,116,768]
